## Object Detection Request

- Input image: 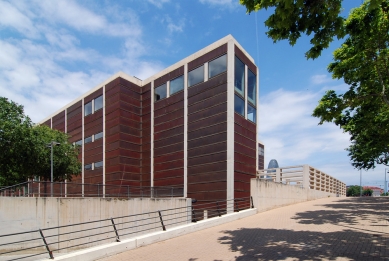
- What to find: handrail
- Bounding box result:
[0,196,252,260]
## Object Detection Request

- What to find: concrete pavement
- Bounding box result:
[98,197,389,261]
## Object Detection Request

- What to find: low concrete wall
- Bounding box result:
[0,197,190,252]
[251,179,343,212]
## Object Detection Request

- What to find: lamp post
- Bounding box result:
[47,141,60,197]
[385,169,388,194]
[360,169,362,197]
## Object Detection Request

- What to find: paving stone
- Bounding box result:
[98,197,389,261]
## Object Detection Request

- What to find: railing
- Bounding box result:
[0,197,253,261]
[0,181,183,198]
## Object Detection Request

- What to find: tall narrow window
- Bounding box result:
[209,54,227,79]
[188,65,204,87]
[234,57,245,97]
[248,69,256,105]
[84,101,92,116]
[154,83,167,102]
[247,104,256,123]
[94,96,103,111]
[170,75,184,95]
[234,94,245,116]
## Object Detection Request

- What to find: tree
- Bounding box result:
[239,0,384,59]
[240,0,389,170]
[363,188,373,196]
[312,1,389,169]
[346,185,361,197]
[0,97,81,186]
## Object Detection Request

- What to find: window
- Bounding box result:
[247,104,256,123]
[84,164,92,170]
[154,83,167,102]
[94,131,103,140]
[235,57,245,97]
[234,95,245,116]
[209,54,227,78]
[188,65,204,87]
[94,96,103,111]
[75,140,82,146]
[84,102,92,116]
[170,75,184,95]
[94,161,103,168]
[248,69,256,105]
[84,136,92,144]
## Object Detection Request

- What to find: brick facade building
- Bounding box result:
[40,35,259,203]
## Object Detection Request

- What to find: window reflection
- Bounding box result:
[234,57,245,97]
[234,95,245,116]
[170,75,184,95]
[247,104,256,123]
[94,96,103,111]
[248,70,256,105]
[155,83,167,101]
[209,54,227,79]
[84,102,92,116]
[188,66,204,87]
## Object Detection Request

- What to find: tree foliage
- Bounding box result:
[240,0,385,59]
[0,97,81,186]
[346,185,361,196]
[313,1,389,169]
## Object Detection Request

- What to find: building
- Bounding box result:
[363,186,383,197]
[40,35,259,204]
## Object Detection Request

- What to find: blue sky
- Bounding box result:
[1,0,388,188]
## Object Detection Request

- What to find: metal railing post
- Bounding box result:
[235,199,240,212]
[110,218,120,242]
[158,211,166,231]
[216,202,221,217]
[39,229,54,259]
[250,196,254,208]
[192,207,197,222]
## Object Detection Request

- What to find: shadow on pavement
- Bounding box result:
[292,197,389,226]
[218,227,388,261]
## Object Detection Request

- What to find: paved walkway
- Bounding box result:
[98,197,389,261]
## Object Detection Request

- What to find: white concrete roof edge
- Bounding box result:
[39,35,255,124]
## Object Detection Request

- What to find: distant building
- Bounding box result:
[363,186,383,197]
[268,159,279,171]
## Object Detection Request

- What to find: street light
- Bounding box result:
[47,141,60,197]
[385,169,389,195]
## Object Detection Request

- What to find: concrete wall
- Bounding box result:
[0,197,190,252]
[250,179,343,212]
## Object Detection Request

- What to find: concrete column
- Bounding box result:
[103,85,106,198]
[276,168,280,183]
[81,99,85,197]
[204,62,209,82]
[226,39,235,213]
[184,64,188,198]
[303,164,309,189]
[151,81,154,188]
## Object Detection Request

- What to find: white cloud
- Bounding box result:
[199,0,237,9]
[0,1,38,38]
[148,0,170,9]
[259,88,350,176]
[162,15,185,34]
[311,74,332,85]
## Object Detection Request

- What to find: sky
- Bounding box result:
[0,0,388,188]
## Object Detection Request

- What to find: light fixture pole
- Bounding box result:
[360,169,362,197]
[385,169,388,195]
[47,141,60,197]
